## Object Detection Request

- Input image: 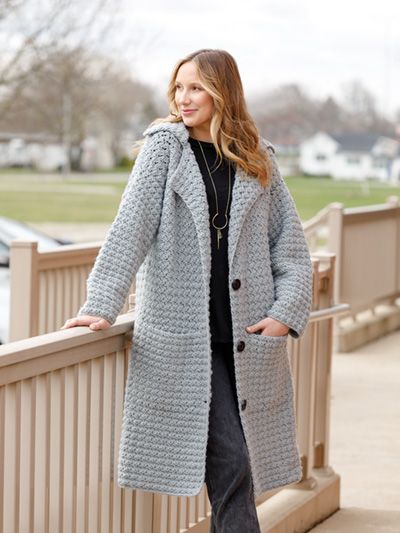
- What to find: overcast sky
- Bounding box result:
[117,0,400,119]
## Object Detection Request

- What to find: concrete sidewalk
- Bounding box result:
[310,329,400,531]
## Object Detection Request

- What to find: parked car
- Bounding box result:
[0,217,73,344]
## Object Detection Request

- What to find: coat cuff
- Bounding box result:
[266,310,306,339]
[77,302,118,326]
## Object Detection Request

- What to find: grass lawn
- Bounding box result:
[0,173,399,223]
[285,176,400,221]
[0,190,124,222]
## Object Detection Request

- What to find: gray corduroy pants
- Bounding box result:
[205,341,261,533]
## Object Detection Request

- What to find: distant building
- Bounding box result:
[272,143,301,177]
[0,131,116,171]
[299,132,400,184]
[0,132,67,170]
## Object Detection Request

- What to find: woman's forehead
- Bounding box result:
[176,61,200,81]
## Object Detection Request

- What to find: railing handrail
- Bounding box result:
[308,303,350,321]
[0,302,349,386]
[0,314,133,377]
[344,198,400,215]
[9,239,103,270]
[303,202,338,234]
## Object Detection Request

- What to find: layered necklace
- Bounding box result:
[197,140,232,250]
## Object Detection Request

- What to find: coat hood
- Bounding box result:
[142,120,189,146]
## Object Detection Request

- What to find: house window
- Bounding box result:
[372,158,386,169]
[315,153,327,161]
[347,156,360,165]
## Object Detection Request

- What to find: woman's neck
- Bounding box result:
[187,126,212,143]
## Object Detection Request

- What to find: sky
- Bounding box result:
[117,0,400,120]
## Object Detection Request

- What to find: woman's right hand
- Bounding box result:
[60,315,111,331]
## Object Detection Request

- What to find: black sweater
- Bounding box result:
[188,136,236,343]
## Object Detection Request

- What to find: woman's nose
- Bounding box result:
[177,90,191,105]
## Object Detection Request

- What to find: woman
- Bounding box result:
[61,49,313,532]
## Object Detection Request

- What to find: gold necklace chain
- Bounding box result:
[197,140,231,250]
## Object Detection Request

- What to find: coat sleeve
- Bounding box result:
[77,130,174,325]
[264,142,313,339]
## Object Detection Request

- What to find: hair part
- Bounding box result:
[135,48,273,187]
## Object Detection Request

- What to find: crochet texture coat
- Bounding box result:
[77,120,314,499]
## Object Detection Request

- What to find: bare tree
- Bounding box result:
[250,83,319,144]
[0,0,121,117]
[340,80,378,131]
[317,96,346,134]
[340,80,395,135]
[0,0,22,21]
[249,80,396,144]
[1,45,158,169]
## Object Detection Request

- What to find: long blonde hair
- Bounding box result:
[135,48,273,187]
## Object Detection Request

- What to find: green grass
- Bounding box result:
[0,173,399,223]
[0,167,39,174]
[285,176,400,221]
[0,166,131,174]
[0,190,125,222]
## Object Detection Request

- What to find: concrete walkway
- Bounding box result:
[310,329,400,532]
[29,222,111,243]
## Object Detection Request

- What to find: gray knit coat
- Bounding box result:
[77,120,313,499]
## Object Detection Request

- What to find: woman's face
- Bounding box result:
[174,61,214,138]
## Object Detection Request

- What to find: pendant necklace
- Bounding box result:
[197,140,232,250]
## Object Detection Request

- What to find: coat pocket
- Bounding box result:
[125,322,209,414]
[239,332,293,412]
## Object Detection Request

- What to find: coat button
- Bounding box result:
[240,399,247,411]
[236,340,245,352]
[231,278,241,290]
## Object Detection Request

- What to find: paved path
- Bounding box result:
[28,222,111,243]
[310,508,400,532]
[310,329,400,531]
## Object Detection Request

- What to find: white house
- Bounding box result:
[271,144,301,177]
[0,131,116,171]
[0,132,67,170]
[299,132,400,184]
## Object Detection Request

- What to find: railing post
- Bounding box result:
[327,203,343,306]
[294,257,320,487]
[387,196,400,296]
[386,195,400,207]
[311,253,336,470]
[9,240,39,342]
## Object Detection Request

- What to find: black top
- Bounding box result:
[188,136,236,343]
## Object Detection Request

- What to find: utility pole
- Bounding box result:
[62,90,72,177]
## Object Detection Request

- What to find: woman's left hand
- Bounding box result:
[245,317,289,337]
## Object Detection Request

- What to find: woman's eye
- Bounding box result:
[174,85,202,92]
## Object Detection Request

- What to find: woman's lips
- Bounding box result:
[182,109,196,114]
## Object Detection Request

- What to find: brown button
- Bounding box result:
[231,279,241,290]
[240,399,247,411]
[236,340,245,352]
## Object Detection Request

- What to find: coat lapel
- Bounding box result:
[169,142,212,286]
[227,166,265,270]
[144,120,265,279]
[170,139,265,279]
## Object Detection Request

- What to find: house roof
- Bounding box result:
[330,132,382,153]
